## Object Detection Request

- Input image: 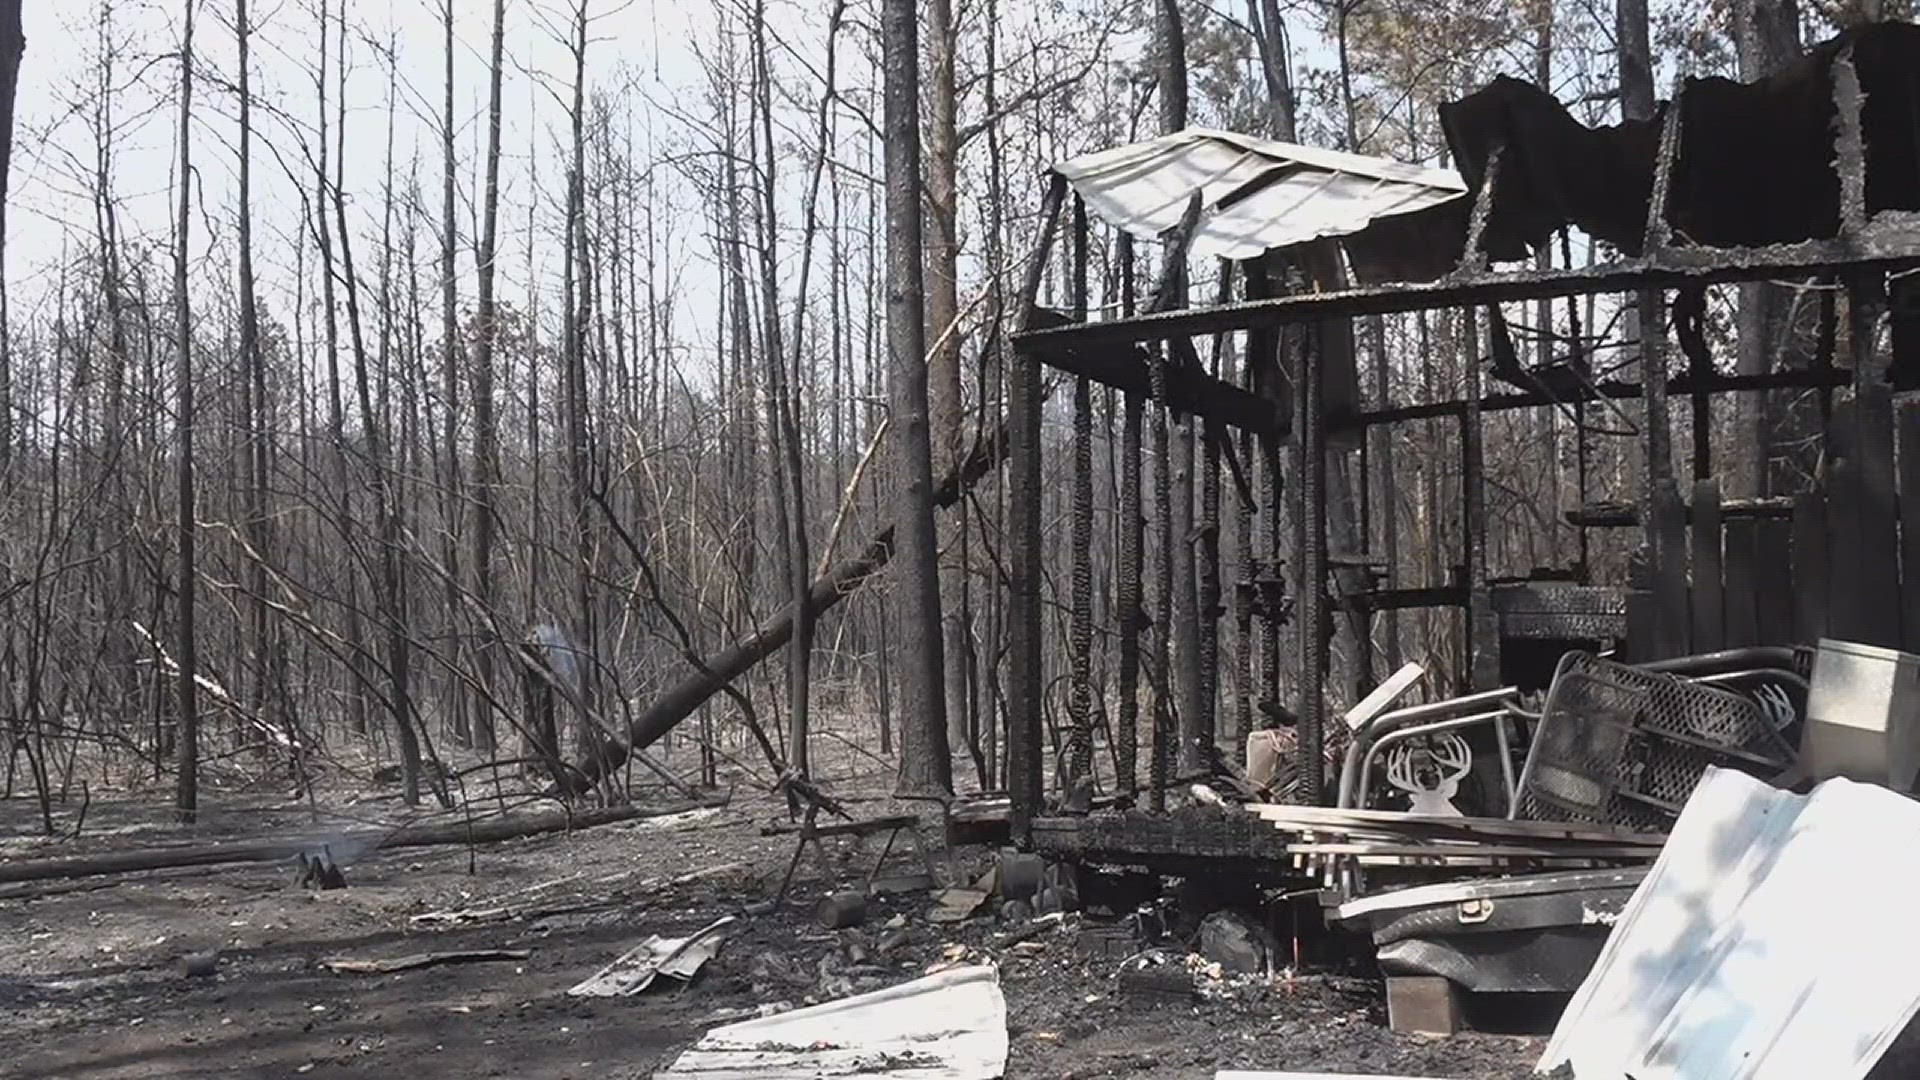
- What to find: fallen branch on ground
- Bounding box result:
[0,798,724,886]
[320,949,530,975]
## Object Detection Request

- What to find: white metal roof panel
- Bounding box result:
[1052,128,1466,261]
[1540,766,1920,1080]
[655,963,1008,1079]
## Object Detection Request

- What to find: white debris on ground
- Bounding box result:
[654,963,1010,1079]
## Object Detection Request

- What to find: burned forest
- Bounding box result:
[9,1,1920,1078]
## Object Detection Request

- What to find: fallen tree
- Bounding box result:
[0,798,719,885]
[561,410,1014,794]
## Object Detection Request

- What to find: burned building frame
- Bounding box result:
[997,24,1920,851]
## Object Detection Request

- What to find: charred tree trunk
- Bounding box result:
[885,0,951,797]
[172,0,199,823]
[438,0,470,747]
[469,0,507,754]
[926,0,973,785]
[1733,0,1802,496]
[0,0,22,472]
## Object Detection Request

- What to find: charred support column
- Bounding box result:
[1147,334,1176,811]
[1147,194,1202,809]
[1173,349,1205,774]
[1458,149,1501,689]
[1008,174,1067,846]
[1116,235,1142,801]
[1196,265,1230,766]
[1640,85,1685,658]
[1066,197,1094,809]
[1463,306,1497,689]
[1294,322,1327,805]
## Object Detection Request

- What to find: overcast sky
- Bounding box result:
[9,1,743,347]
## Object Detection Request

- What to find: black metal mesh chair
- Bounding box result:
[1514,651,1796,829]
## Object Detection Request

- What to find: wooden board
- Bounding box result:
[1755,519,1793,645]
[1690,479,1725,652]
[1284,842,1661,859]
[1857,380,1902,647]
[1898,398,1920,654]
[1723,519,1760,648]
[1793,492,1830,643]
[1243,804,1667,845]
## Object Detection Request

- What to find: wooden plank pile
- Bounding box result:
[1241,803,1667,869]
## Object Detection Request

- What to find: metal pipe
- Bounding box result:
[1493,712,1517,816]
[1639,646,1799,677]
[1694,668,1810,693]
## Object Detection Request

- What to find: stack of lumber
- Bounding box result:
[1241,803,1667,868]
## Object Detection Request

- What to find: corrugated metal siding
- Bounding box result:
[1541,767,1920,1079]
[1052,128,1465,260]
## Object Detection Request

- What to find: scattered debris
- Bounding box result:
[1077,921,1139,959]
[1197,910,1275,975]
[1221,1060,1443,1068]
[409,860,752,928]
[178,952,219,979]
[816,890,868,929]
[623,806,725,831]
[1542,766,1920,1079]
[567,915,736,997]
[927,887,990,924]
[1385,975,1461,1036]
[294,850,347,890]
[319,949,530,975]
[655,965,1008,1079]
[1117,960,1195,1005]
[999,851,1044,900]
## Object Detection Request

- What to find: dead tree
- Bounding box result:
[172,0,199,824]
[884,0,952,797]
[469,0,508,753]
[0,0,21,470]
[1733,0,1803,496]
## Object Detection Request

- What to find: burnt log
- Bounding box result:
[0,800,718,886]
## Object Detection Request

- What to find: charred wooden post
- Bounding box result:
[1146,313,1177,811]
[1690,479,1725,652]
[1295,320,1328,804]
[1244,257,1287,744]
[1455,145,1502,278]
[1008,173,1067,845]
[1462,305,1498,690]
[1848,275,1900,647]
[1196,265,1229,770]
[1173,341,1206,774]
[1834,46,1867,240]
[1067,196,1094,808]
[1146,193,1204,807]
[1116,234,1142,801]
[1232,286,1257,746]
[1640,83,1686,658]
